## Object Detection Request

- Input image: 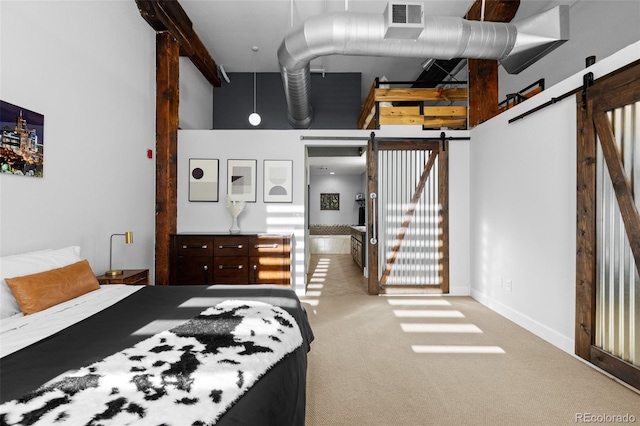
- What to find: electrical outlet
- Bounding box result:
[505,280,513,291]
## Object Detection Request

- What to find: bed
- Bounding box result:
[0,246,313,425]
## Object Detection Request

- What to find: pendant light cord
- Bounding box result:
[248,46,261,126]
[253,57,257,113]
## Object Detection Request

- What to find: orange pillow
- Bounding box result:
[5,259,100,315]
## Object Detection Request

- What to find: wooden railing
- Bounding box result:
[358,77,545,130]
[498,79,545,112]
[357,79,468,130]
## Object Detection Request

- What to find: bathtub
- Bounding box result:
[308,235,351,254]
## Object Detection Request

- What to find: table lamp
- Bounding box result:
[106,231,133,276]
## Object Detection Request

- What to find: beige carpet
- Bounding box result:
[301,254,640,426]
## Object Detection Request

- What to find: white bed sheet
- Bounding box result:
[0,285,143,358]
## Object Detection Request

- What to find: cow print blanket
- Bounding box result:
[0,300,303,425]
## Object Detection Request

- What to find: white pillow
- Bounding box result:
[0,246,82,318]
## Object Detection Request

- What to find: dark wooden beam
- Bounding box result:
[575,94,596,360]
[466,0,520,127]
[154,32,179,286]
[136,0,221,87]
[467,0,521,22]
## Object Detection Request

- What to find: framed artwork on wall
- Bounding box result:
[264,160,293,203]
[320,193,340,210]
[227,159,257,202]
[0,100,45,177]
[189,158,219,202]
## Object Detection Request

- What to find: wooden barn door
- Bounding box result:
[576,60,640,390]
[367,137,449,295]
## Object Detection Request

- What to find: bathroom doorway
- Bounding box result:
[305,145,367,293]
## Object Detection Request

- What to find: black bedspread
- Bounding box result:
[0,285,313,425]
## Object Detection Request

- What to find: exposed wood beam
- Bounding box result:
[154,32,179,286]
[575,94,596,360]
[136,0,221,87]
[467,0,521,23]
[136,0,219,284]
[466,0,520,127]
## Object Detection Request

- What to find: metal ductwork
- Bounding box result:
[278,4,569,129]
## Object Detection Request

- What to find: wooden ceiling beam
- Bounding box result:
[467,0,521,22]
[135,0,221,87]
[154,32,180,286]
[466,0,520,127]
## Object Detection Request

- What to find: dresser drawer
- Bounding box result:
[213,256,248,284]
[170,234,290,286]
[214,236,249,256]
[175,256,214,285]
[249,235,284,256]
[250,256,286,284]
[174,235,214,256]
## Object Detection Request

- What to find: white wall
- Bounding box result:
[0,1,157,279]
[179,58,213,130]
[309,173,363,225]
[178,128,471,295]
[470,41,640,354]
[499,0,640,100]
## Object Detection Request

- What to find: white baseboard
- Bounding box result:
[470,288,575,355]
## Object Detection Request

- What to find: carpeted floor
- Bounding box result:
[300,254,640,426]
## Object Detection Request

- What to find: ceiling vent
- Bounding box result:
[383,2,424,39]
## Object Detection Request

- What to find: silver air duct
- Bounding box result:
[278,4,568,129]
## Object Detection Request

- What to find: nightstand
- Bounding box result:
[96,269,149,285]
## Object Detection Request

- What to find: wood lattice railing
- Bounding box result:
[357,77,545,130]
[357,79,468,130]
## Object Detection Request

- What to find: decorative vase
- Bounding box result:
[226,196,245,235]
[229,216,240,234]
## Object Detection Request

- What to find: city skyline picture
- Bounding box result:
[0,100,44,177]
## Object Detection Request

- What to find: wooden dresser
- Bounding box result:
[170,233,291,286]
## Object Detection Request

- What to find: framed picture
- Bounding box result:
[189,158,219,202]
[264,160,293,203]
[0,100,44,177]
[320,193,340,210]
[227,159,257,202]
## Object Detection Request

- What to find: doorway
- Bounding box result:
[305,145,368,292]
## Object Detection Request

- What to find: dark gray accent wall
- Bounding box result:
[213,72,361,129]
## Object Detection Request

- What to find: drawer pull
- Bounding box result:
[218,244,243,249]
[183,245,208,249]
[254,244,279,249]
[219,265,243,270]
[203,265,208,271]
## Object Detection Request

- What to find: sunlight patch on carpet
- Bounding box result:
[412,345,505,354]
